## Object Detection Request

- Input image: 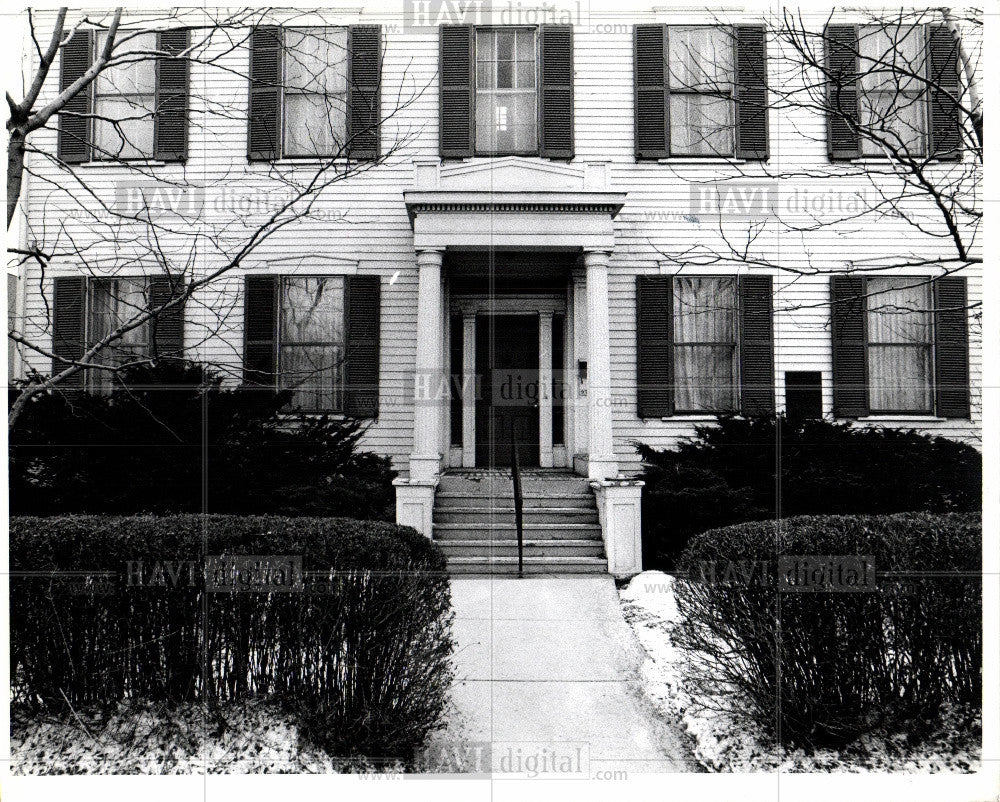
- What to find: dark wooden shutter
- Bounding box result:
[539,24,573,159]
[52,276,87,385]
[148,277,185,358]
[636,276,672,417]
[154,29,189,161]
[440,25,474,159]
[634,25,667,159]
[243,275,277,385]
[825,25,860,160]
[928,25,962,161]
[830,275,869,417]
[933,276,969,418]
[344,275,381,418]
[347,25,381,160]
[247,26,282,161]
[735,26,768,160]
[739,275,774,415]
[58,29,92,164]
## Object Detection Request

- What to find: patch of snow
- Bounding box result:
[619,570,981,773]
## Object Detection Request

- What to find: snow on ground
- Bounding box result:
[11,700,404,774]
[620,570,981,773]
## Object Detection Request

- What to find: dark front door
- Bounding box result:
[476,315,540,467]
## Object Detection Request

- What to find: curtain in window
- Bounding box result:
[672,277,738,411]
[668,26,735,156]
[89,278,149,391]
[283,28,348,156]
[867,277,933,412]
[858,25,927,156]
[279,276,345,410]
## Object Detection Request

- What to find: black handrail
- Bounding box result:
[510,422,524,577]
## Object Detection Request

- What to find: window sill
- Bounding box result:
[656,157,747,165]
[658,414,732,422]
[855,415,947,423]
[83,159,171,168]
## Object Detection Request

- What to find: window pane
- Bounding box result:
[860,92,926,155]
[674,345,738,411]
[516,60,535,89]
[868,345,932,412]
[497,60,514,89]
[673,277,737,344]
[284,28,348,93]
[477,60,495,89]
[475,28,537,154]
[670,94,734,156]
[668,26,734,91]
[96,31,157,95]
[496,29,514,61]
[283,93,347,156]
[859,24,924,93]
[280,276,345,343]
[94,97,155,159]
[476,29,495,64]
[867,278,932,344]
[280,345,342,410]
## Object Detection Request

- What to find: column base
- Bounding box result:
[394,478,438,538]
[591,479,644,578]
[587,455,618,482]
[408,453,442,484]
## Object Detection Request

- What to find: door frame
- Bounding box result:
[448,294,567,469]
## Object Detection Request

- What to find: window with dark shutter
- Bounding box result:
[636,276,672,417]
[830,275,869,416]
[344,275,381,418]
[51,276,87,385]
[247,26,282,161]
[634,25,667,159]
[154,29,190,162]
[735,26,768,160]
[539,25,573,159]
[348,26,381,160]
[739,275,774,415]
[928,25,963,160]
[825,25,860,160]
[58,30,93,164]
[243,275,278,384]
[440,25,474,158]
[933,277,970,417]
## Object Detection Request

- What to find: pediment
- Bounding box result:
[438,157,587,192]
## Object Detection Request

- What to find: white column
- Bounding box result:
[538,311,554,468]
[462,313,476,468]
[584,250,617,480]
[409,249,445,482]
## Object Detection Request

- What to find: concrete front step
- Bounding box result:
[434,507,599,525]
[433,523,603,541]
[438,539,606,558]
[437,474,591,497]
[445,556,609,575]
[434,492,596,509]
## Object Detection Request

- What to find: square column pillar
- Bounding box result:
[539,311,554,468]
[583,249,617,480]
[461,313,477,468]
[409,249,445,483]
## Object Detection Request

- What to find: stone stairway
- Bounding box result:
[433,471,607,574]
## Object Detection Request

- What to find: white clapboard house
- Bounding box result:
[13,7,980,575]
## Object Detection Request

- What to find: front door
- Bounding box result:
[475,315,540,467]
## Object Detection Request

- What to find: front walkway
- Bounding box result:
[427,575,697,775]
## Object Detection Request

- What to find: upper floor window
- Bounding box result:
[439,25,574,160]
[475,28,537,155]
[93,32,157,159]
[282,28,349,157]
[667,27,735,157]
[858,25,927,157]
[634,24,768,160]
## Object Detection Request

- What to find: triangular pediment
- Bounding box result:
[438,157,586,191]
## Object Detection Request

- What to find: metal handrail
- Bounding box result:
[509,422,524,577]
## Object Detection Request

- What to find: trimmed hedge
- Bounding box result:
[638,415,981,569]
[673,512,981,748]
[10,515,454,761]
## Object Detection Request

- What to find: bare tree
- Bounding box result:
[7,8,425,431]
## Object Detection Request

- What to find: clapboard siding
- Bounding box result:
[19,8,982,476]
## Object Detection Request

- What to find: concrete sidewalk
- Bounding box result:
[426,575,697,775]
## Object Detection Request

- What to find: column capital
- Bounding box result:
[582,249,611,268]
[416,249,444,268]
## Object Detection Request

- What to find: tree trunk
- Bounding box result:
[8,128,25,229]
